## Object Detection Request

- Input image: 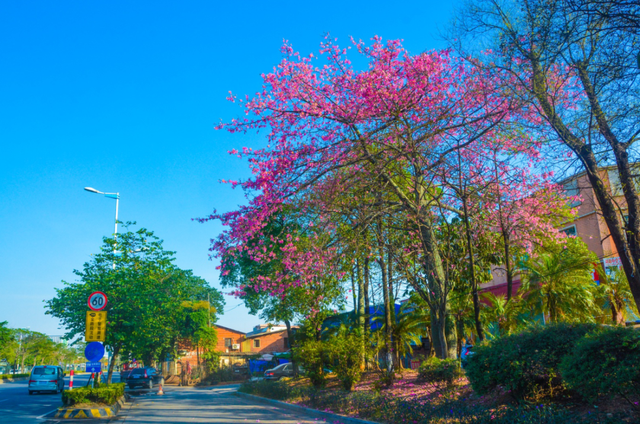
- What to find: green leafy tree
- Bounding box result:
[46,224,223,383]
[221,210,344,374]
[0,322,15,363]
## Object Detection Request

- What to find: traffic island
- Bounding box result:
[56,383,127,419]
[53,395,126,419]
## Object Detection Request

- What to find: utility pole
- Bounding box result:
[207,292,211,327]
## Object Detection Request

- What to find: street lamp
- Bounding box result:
[84,187,120,269]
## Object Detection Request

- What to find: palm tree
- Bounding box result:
[373,301,428,368]
[519,238,600,324]
[480,292,527,337]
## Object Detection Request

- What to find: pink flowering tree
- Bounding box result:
[207,36,568,359]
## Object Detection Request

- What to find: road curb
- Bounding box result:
[234,391,380,424]
[53,395,126,419]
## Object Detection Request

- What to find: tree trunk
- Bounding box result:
[418,216,453,359]
[445,308,458,359]
[284,319,299,376]
[364,257,371,338]
[530,55,640,313]
[503,236,514,301]
[461,193,485,342]
[357,259,366,370]
[377,225,394,379]
[387,247,397,367]
[107,345,120,384]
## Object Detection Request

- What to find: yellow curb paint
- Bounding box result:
[90,409,101,417]
[74,410,88,419]
[64,410,73,418]
[105,407,113,417]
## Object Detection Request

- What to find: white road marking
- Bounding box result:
[36,408,60,420]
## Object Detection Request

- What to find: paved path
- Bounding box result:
[108,384,329,424]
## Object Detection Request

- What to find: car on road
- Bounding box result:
[264,363,302,380]
[120,369,133,382]
[28,365,65,395]
[126,367,164,389]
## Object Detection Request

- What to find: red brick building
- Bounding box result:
[244,324,292,353]
[482,167,631,297]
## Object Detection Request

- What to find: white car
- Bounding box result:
[28,366,65,395]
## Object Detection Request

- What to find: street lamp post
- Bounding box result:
[84,187,120,269]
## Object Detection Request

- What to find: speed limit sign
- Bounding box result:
[88,291,108,311]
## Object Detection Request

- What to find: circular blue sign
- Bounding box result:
[85,342,105,362]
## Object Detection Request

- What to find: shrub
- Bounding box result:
[62,383,125,406]
[293,339,327,387]
[238,379,299,401]
[560,325,640,402]
[418,357,462,385]
[465,323,597,400]
[327,333,362,391]
[0,373,28,379]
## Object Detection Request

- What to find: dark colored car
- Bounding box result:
[126,367,164,389]
[119,369,133,382]
[233,363,249,377]
[264,363,294,380]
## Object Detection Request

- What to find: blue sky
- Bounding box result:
[0,0,455,336]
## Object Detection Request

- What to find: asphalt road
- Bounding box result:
[3,376,334,424]
[0,372,91,424]
[107,384,330,424]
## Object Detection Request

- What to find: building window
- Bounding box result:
[224,338,232,347]
[562,226,577,237]
[563,180,581,206]
[608,170,623,196]
[253,339,260,348]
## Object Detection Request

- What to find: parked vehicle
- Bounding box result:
[119,369,133,382]
[264,363,295,380]
[233,362,248,377]
[461,344,474,368]
[28,365,64,395]
[126,367,164,389]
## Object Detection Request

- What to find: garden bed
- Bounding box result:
[239,371,639,423]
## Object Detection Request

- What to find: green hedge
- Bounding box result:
[0,374,29,379]
[62,383,125,406]
[465,323,598,400]
[560,326,640,402]
[418,357,462,385]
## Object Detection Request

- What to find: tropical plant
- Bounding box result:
[519,238,600,323]
[481,292,528,337]
[372,300,428,368]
